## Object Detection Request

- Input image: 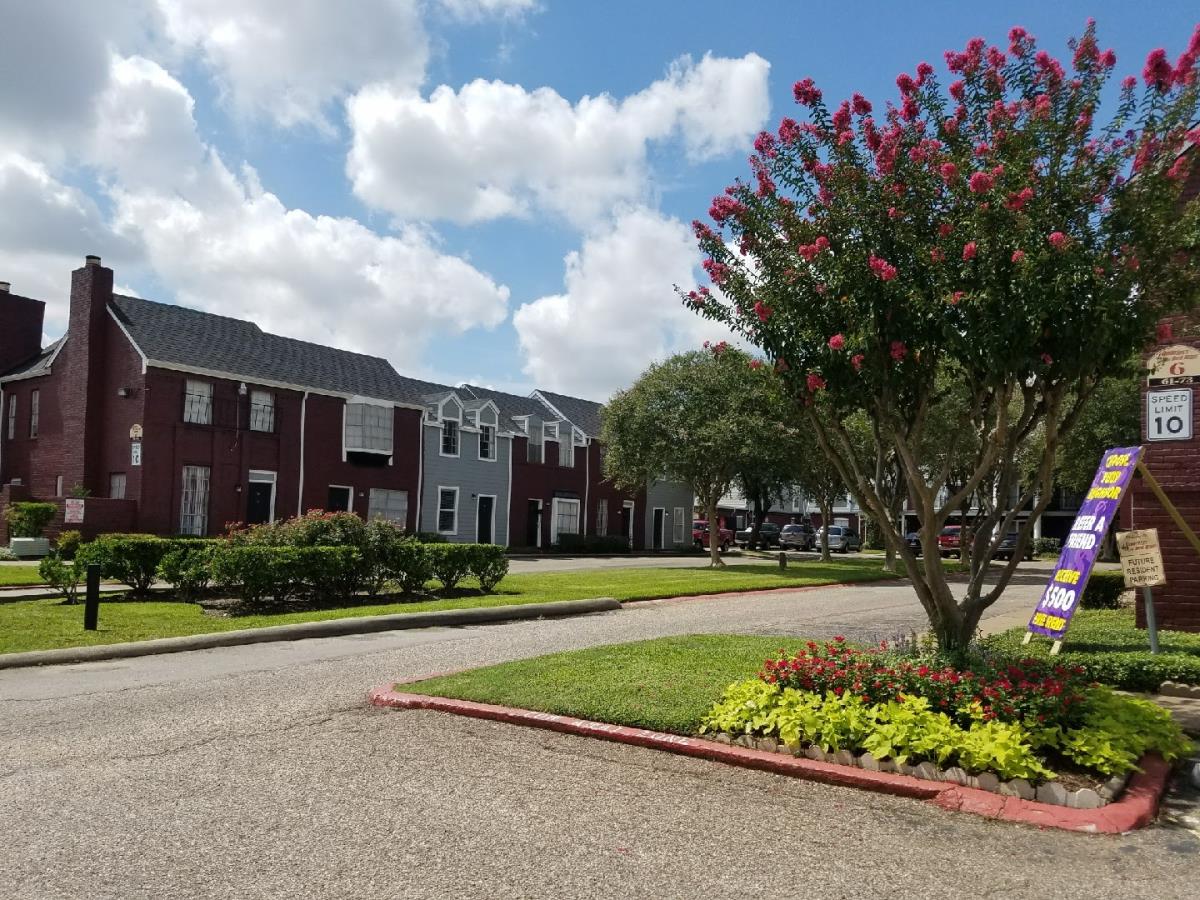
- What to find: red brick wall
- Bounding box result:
[0,290,45,376]
[1131,320,1200,631]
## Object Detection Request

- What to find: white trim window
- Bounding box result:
[328,485,354,513]
[479,424,496,461]
[673,507,685,544]
[179,465,211,536]
[183,379,213,425]
[559,431,574,467]
[368,488,408,526]
[551,498,581,544]
[55,476,64,497]
[527,421,544,463]
[29,389,38,438]
[345,402,394,454]
[249,390,275,432]
[7,395,15,440]
[109,473,127,500]
[437,487,459,535]
[596,500,608,537]
[441,419,459,457]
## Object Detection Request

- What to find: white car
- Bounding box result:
[815,526,861,553]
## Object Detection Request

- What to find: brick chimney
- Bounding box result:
[0,281,46,376]
[59,255,114,493]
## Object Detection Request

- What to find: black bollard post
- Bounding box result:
[84,563,100,631]
[778,551,787,569]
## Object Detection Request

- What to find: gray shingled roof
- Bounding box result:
[535,389,605,438]
[459,384,555,433]
[110,294,450,405]
[1,337,63,380]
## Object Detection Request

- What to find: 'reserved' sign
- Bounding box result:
[1027,446,1142,642]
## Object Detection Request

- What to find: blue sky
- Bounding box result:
[2,1,1197,399]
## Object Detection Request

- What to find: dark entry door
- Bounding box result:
[247,482,273,525]
[526,500,541,548]
[478,496,494,544]
[653,508,665,550]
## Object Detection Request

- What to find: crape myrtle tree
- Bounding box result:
[685,22,1200,652]
[601,346,792,568]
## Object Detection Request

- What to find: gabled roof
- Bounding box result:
[459,384,553,433]
[534,389,605,439]
[1,337,64,382]
[110,294,449,406]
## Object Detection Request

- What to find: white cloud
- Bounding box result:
[155,0,429,129]
[512,207,740,398]
[436,0,538,21]
[347,53,771,226]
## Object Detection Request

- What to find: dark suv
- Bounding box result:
[736,522,782,548]
[991,531,1033,561]
[780,523,816,550]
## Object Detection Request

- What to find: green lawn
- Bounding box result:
[406,635,811,734]
[0,559,894,655]
[0,564,45,587]
[983,608,1200,691]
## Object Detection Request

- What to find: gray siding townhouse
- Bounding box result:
[418,390,512,545]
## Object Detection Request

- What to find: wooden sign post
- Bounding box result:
[1116,529,1167,654]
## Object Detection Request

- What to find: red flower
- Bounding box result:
[827,333,846,351]
[749,359,763,371]
[968,172,994,194]
[939,162,958,184]
[949,291,965,305]
[938,222,953,238]
[1047,231,1068,250]
[851,92,872,115]
[793,77,822,106]
[1011,249,1026,264]
[889,341,907,361]
[930,247,944,263]
[1143,48,1173,91]
[753,300,772,322]
[851,353,864,372]
[806,372,827,392]
[869,254,898,281]
[1040,353,1053,365]
[962,241,978,261]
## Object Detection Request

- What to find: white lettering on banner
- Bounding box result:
[1039,585,1077,612]
[1066,532,1097,550]
[1074,514,1096,531]
[1092,516,1107,534]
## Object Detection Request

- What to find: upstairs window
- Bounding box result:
[479,424,496,461]
[559,433,574,467]
[7,395,15,440]
[183,380,213,425]
[29,390,38,438]
[441,419,459,456]
[527,423,543,463]
[249,390,275,432]
[345,402,393,455]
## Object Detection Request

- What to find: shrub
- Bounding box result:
[295,545,362,600]
[361,518,407,596]
[281,510,368,549]
[4,502,57,538]
[556,533,630,553]
[211,545,302,606]
[1032,537,1062,558]
[468,545,509,593]
[428,543,474,592]
[1081,570,1127,610]
[158,541,219,601]
[0,546,16,561]
[414,531,449,544]
[38,553,84,605]
[384,538,433,595]
[78,534,172,595]
[55,530,83,560]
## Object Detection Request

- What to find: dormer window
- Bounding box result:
[479,423,496,461]
[442,419,459,456]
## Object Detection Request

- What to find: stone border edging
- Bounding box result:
[369,687,1171,834]
[0,597,622,670]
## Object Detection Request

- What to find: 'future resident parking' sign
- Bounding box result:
[1026,446,1142,642]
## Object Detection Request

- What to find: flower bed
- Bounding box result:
[699,639,1192,807]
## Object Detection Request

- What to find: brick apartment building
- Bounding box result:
[0,257,689,551]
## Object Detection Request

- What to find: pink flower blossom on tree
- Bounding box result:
[806,373,827,392]
[851,93,872,115]
[963,241,978,261]
[1048,231,1069,250]
[869,254,898,281]
[828,333,846,351]
[1040,353,1053,365]
[851,354,864,372]
[938,222,954,238]
[1011,249,1026,263]
[793,78,822,106]
[968,171,994,193]
[754,300,773,322]
[940,162,959,184]
[1143,48,1174,91]
[749,358,764,370]
[890,341,908,361]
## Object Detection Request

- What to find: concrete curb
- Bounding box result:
[0,597,622,670]
[369,688,1171,834]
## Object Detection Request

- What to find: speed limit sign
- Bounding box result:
[1147,389,1192,441]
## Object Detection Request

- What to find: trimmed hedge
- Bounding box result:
[428,543,473,591]
[4,502,57,538]
[1032,537,1061,557]
[158,540,221,601]
[384,538,434,595]
[471,545,509,592]
[78,534,172,595]
[1081,570,1127,610]
[983,609,1200,692]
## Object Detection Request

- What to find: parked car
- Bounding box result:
[735,522,782,548]
[938,525,962,558]
[780,523,816,551]
[991,530,1033,561]
[905,531,923,556]
[815,526,861,553]
[692,521,733,552]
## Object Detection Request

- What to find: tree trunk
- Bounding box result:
[707,498,724,568]
[819,499,833,562]
[750,493,765,550]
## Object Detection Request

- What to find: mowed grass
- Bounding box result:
[0,564,45,587]
[407,634,811,734]
[0,559,895,655]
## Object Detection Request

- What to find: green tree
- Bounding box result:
[1056,366,1142,495]
[687,24,1200,651]
[602,347,788,567]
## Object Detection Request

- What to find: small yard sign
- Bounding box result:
[1026,446,1141,649]
[64,498,85,525]
[1116,529,1166,589]
[1146,389,1192,442]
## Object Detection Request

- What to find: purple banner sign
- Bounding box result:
[1027,446,1142,641]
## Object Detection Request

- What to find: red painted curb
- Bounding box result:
[369,686,1172,834]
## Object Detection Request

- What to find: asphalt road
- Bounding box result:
[2,573,1196,899]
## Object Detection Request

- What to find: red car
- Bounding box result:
[693,521,733,552]
[938,525,962,558]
